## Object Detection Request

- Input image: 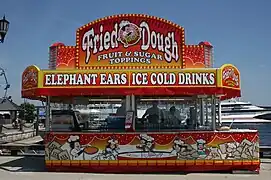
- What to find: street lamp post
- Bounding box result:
[0,15,11,99]
[0,15,10,43]
[0,15,10,133]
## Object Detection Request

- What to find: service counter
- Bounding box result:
[44,129,260,173]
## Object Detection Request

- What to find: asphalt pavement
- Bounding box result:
[0,156,270,180]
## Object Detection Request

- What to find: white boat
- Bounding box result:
[220,100,271,124]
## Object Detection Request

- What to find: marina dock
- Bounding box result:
[0,123,44,155]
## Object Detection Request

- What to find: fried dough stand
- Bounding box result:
[21,14,260,173]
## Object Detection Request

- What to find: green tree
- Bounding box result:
[18,102,36,123]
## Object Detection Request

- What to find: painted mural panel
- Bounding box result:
[45,132,259,161]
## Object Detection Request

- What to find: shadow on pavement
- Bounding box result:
[0,156,46,172]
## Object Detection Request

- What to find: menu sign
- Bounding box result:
[77,14,184,68]
[42,69,217,88]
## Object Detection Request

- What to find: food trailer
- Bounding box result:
[21,14,260,173]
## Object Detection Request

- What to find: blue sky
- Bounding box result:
[0,0,270,105]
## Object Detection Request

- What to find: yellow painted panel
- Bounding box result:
[70,160,80,166]
[108,160,118,166]
[80,160,90,166]
[176,160,185,166]
[204,160,213,165]
[232,160,242,165]
[52,160,61,166]
[138,160,147,166]
[242,160,252,165]
[166,160,176,166]
[89,160,100,166]
[118,160,128,166]
[185,160,195,166]
[214,160,224,165]
[61,160,71,166]
[223,160,233,166]
[157,160,166,166]
[195,160,204,165]
[147,160,157,166]
[127,160,138,166]
[99,160,109,166]
[252,160,260,165]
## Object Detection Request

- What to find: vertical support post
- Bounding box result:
[131,95,136,130]
[194,97,198,128]
[217,97,222,125]
[211,95,216,130]
[35,107,40,136]
[200,98,204,126]
[36,107,40,125]
[125,95,131,112]
[124,95,134,131]
[45,96,51,131]
[131,95,135,111]
[205,98,209,125]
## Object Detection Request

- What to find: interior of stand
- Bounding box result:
[43,95,222,132]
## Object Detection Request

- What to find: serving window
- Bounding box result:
[49,95,218,132]
[135,98,190,131]
[134,96,215,131]
[72,97,126,132]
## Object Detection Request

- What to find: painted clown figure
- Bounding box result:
[196,139,207,157]
[104,138,120,160]
[68,135,85,160]
[136,134,155,152]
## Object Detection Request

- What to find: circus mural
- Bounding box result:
[45,132,259,161]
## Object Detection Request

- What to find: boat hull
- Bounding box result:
[221,118,271,123]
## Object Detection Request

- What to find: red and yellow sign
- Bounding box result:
[21,65,40,90]
[21,64,240,99]
[76,14,185,69]
[41,69,217,88]
[219,64,240,89]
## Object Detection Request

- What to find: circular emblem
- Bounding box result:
[118,20,142,47]
[222,67,239,87]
